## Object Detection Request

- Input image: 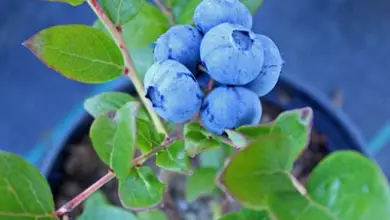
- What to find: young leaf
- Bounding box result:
[185,167,218,202]
[84,92,136,118]
[225,129,248,149]
[240,0,264,14]
[118,167,165,210]
[217,134,297,209]
[111,102,139,180]
[122,4,169,48]
[137,209,168,220]
[176,0,202,24]
[24,25,124,83]
[47,0,84,6]
[90,114,117,165]
[184,122,220,157]
[78,205,137,220]
[156,140,192,175]
[307,151,390,220]
[101,0,146,25]
[0,151,56,220]
[83,191,109,209]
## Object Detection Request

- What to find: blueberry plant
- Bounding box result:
[1,0,390,219]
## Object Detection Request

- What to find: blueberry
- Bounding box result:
[200,86,262,134]
[193,0,252,34]
[154,25,202,73]
[200,23,264,85]
[144,60,204,123]
[245,35,283,97]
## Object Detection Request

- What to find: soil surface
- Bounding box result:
[51,103,328,219]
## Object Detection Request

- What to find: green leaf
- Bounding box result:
[236,124,272,140]
[111,102,139,180]
[118,167,165,210]
[217,134,297,210]
[307,151,390,220]
[225,129,248,150]
[267,192,335,220]
[219,213,244,220]
[90,114,116,165]
[156,140,192,174]
[47,0,84,6]
[24,25,124,83]
[199,147,226,169]
[137,118,165,153]
[84,191,109,209]
[0,151,56,220]
[122,4,169,48]
[92,18,156,80]
[271,107,313,168]
[176,0,202,24]
[236,107,313,170]
[84,92,136,118]
[185,167,218,202]
[219,209,271,220]
[184,122,220,157]
[78,205,137,220]
[101,0,146,25]
[131,45,154,80]
[137,209,168,220]
[240,0,264,14]
[240,208,271,220]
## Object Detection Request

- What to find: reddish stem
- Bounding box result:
[154,0,175,26]
[54,172,115,217]
[86,0,168,137]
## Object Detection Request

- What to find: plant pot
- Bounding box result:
[37,74,368,217]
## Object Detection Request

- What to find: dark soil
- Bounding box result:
[51,102,328,219]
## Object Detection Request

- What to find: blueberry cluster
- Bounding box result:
[144,0,283,134]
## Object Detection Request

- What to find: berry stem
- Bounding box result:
[86,0,168,138]
[153,0,176,26]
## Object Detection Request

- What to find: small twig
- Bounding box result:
[54,172,115,217]
[153,0,175,26]
[133,137,176,166]
[86,0,168,138]
[54,138,178,217]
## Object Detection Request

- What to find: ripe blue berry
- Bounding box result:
[154,25,202,73]
[200,23,264,85]
[144,60,204,123]
[245,35,283,97]
[200,86,262,134]
[193,0,252,34]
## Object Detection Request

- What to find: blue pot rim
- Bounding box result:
[27,75,368,177]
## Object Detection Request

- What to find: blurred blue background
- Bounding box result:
[1,0,390,175]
